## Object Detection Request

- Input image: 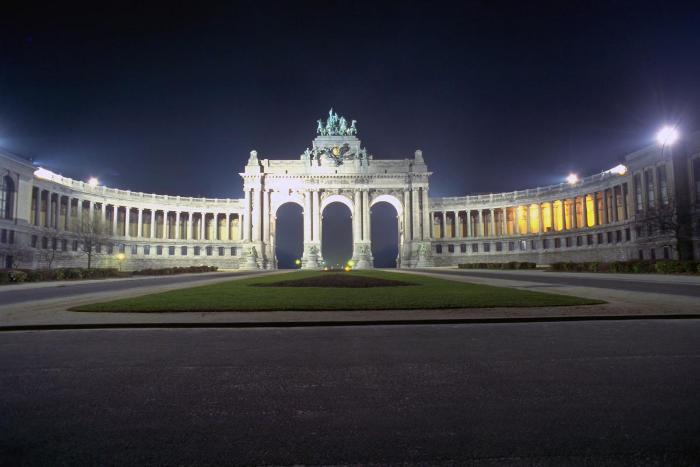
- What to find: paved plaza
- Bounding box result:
[1,320,698,465]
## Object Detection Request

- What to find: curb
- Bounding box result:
[1,314,698,332]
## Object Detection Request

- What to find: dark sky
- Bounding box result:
[2,1,699,200]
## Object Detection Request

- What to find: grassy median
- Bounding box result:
[69,270,603,312]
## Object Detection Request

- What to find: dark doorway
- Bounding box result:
[371,202,399,268]
[274,203,303,269]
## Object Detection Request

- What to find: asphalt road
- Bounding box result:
[0,271,258,306]
[1,321,698,465]
[417,268,700,297]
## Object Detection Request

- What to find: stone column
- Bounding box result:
[581,195,589,228]
[603,190,610,225]
[185,213,191,240]
[33,189,39,226]
[243,189,251,242]
[362,190,370,242]
[403,190,411,241]
[623,183,630,220]
[477,210,483,237]
[263,190,271,244]
[76,200,83,230]
[592,193,599,226]
[311,190,319,243]
[252,189,261,242]
[612,187,619,223]
[524,205,530,234]
[466,210,472,237]
[489,209,495,237]
[353,190,361,243]
[570,199,577,229]
[421,188,431,240]
[411,189,420,240]
[200,213,206,240]
[174,211,180,239]
[136,208,143,238]
[559,201,565,231]
[303,191,312,243]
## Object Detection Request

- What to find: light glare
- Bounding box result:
[88,177,99,187]
[656,126,679,146]
[566,173,579,185]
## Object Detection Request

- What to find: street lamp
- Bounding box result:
[566,173,579,185]
[656,126,679,147]
[116,252,126,271]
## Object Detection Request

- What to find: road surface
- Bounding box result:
[1,320,698,465]
[416,268,700,297]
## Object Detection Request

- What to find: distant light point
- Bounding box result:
[88,177,99,187]
[566,173,579,185]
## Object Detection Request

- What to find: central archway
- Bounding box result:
[273,202,303,269]
[321,201,353,269]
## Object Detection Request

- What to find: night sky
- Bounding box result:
[2,2,699,266]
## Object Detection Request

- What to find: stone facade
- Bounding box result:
[1,115,699,270]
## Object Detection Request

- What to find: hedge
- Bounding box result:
[549,260,700,274]
[458,262,537,270]
[132,266,218,276]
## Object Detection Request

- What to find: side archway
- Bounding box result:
[370,197,402,268]
[271,200,304,269]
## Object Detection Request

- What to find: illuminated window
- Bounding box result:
[0,175,15,220]
[634,174,643,212]
[645,170,656,209]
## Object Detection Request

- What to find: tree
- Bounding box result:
[75,216,111,269]
[639,200,696,260]
[0,239,33,269]
[34,228,72,270]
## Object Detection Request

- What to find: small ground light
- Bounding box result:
[566,173,579,184]
[344,266,351,272]
[116,252,126,271]
[656,126,679,146]
[346,260,355,268]
[88,177,99,187]
[294,259,301,267]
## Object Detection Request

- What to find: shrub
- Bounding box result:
[132,265,218,276]
[0,270,28,284]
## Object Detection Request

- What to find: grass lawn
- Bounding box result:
[70,270,604,312]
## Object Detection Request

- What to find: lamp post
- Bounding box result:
[116,252,125,271]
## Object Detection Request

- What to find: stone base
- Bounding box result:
[352,242,374,269]
[301,242,322,270]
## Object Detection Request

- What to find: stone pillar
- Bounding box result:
[263,190,271,244]
[591,193,599,226]
[603,190,610,225]
[252,189,261,242]
[477,210,483,237]
[524,205,530,234]
[185,213,191,240]
[403,190,411,241]
[200,213,206,241]
[612,187,619,223]
[502,208,507,237]
[421,188,431,240]
[174,211,180,239]
[439,211,445,238]
[362,190,370,242]
[489,209,495,237]
[243,189,251,242]
[303,191,312,243]
[311,189,319,243]
[411,189,420,240]
[76,200,82,230]
[136,208,143,238]
[466,210,472,237]
[33,189,39,226]
[581,195,589,228]
[559,200,566,231]
[353,190,361,243]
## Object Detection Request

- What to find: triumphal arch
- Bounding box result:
[240,109,433,269]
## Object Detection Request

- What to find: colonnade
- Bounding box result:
[432,183,631,239]
[29,188,242,242]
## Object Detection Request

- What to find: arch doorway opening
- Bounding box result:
[322,202,352,269]
[274,203,303,269]
[371,201,400,268]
